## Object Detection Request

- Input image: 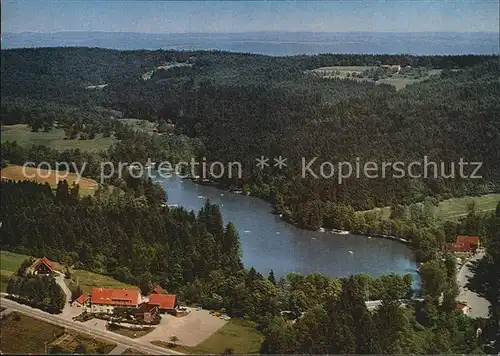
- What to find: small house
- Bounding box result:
[32,257,56,275]
[72,294,90,308]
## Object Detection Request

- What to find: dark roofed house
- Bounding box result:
[134,303,159,323]
[148,293,177,314]
[32,257,56,275]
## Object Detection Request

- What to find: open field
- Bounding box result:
[309,65,374,76]
[0,250,27,292]
[359,193,500,220]
[0,124,116,151]
[307,66,442,90]
[435,193,500,219]
[1,164,99,196]
[152,319,263,354]
[0,250,30,292]
[66,269,136,294]
[0,250,31,272]
[0,312,66,354]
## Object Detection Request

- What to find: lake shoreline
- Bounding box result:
[158,172,418,280]
[190,176,412,246]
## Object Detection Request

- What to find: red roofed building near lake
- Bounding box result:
[89,288,141,314]
[446,235,480,254]
[32,257,56,275]
[148,293,177,313]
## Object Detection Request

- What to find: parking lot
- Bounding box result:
[139,307,228,347]
[76,306,227,348]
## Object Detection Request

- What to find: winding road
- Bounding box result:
[0,297,183,355]
[456,252,491,318]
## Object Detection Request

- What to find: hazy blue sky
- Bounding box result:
[2,1,499,33]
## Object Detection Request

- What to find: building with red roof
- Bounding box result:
[456,236,480,248]
[89,288,141,314]
[148,293,177,313]
[446,235,480,254]
[32,257,56,275]
[72,294,90,308]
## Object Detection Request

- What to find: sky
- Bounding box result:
[2,0,499,34]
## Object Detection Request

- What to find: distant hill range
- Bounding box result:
[2,31,498,55]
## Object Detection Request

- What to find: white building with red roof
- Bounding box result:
[88,287,141,314]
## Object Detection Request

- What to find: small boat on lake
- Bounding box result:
[331,229,349,235]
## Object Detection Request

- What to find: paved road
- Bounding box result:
[0,297,183,355]
[109,344,128,355]
[54,272,72,305]
[457,252,491,318]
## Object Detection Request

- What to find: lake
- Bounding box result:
[152,172,418,281]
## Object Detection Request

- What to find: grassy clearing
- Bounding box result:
[378,77,421,90]
[0,250,31,272]
[0,250,29,292]
[1,164,99,196]
[307,66,442,91]
[435,193,500,219]
[358,194,500,221]
[152,319,264,354]
[0,124,116,151]
[66,269,136,294]
[118,118,155,132]
[0,312,66,354]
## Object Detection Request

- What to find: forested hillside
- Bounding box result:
[1,47,499,242]
[3,180,498,353]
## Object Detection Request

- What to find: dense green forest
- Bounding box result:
[2,48,498,230]
[1,47,499,352]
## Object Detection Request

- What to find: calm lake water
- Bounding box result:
[153,172,418,281]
